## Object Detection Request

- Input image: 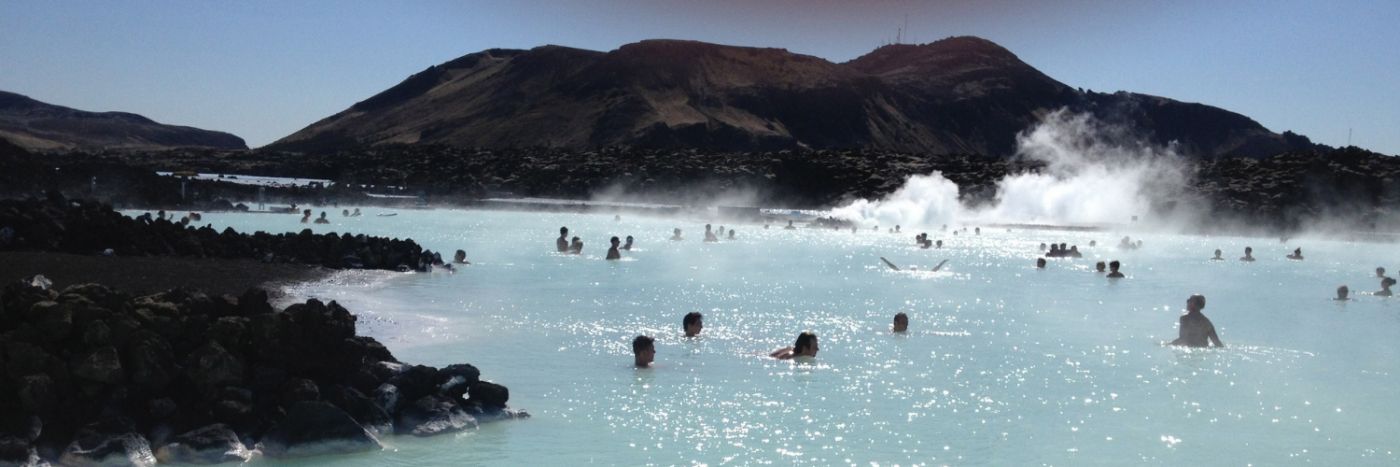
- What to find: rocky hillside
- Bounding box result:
[0,91,246,151]
[273,37,1321,157]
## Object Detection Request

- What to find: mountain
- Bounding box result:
[0,91,246,151]
[272,37,1320,157]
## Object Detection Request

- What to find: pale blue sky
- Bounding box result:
[1,0,1396,154]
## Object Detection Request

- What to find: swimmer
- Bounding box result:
[300,209,311,223]
[935,240,943,249]
[352,208,361,216]
[1239,246,1255,262]
[1335,285,1350,301]
[1106,260,1125,278]
[1068,246,1083,258]
[683,312,703,337]
[728,229,735,240]
[614,214,621,222]
[1036,258,1047,269]
[1211,249,1223,260]
[1047,244,1061,257]
[557,227,570,252]
[785,220,797,230]
[1039,243,1047,251]
[606,236,622,260]
[570,236,583,255]
[1286,248,1303,260]
[453,249,470,264]
[1377,267,1387,278]
[670,228,683,241]
[704,224,719,242]
[1089,240,1097,247]
[342,209,350,217]
[1095,261,1106,273]
[770,331,819,360]
[1378,277,1396,297]
[895,225,901,233]
[975,227,980,235]
[633,335,655,368]
[892,312,909,333]
[622,235,634,251]
[314,212,330,224]
[1170,294,1224,348]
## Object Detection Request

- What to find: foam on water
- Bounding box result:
[147,208,1400,465]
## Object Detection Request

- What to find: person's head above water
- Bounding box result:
[793,331,819,357]
[1336,285,1350,300]
[560,226,568,236]
[632,335,655,367]
[1245,246,1253,255]
[1214,249,1223,258]
[1095,261,1106,272]
[1187,294,1206,313]
[1036,258,1047,269]
[683,312,703,337]
[1377,267,1387,277]
[610,236,620,246]
[1383,277,1397,290]
[1109,260,1121,272]
[706,224,712,231]
[625,235,634,244]
[892,312,909,333]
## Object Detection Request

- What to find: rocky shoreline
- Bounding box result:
[0,280,526,466]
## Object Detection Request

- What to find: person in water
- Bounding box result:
[1377,267,1387,278]
[785,220,797,230]
[314,212,330,224]
[352,208,361,216]
[1067,246,1083,258]
[1240,246,1255,262]
[1211,249,1224,260]
[1039,243,1047,251]
[935,239,943,249]
[1095,261,1106,273]
[771,331,819,360]
[300,209,312,223]
[1170,294,1223,348]
[1335,285,1350,301]
[683,312,703,337]
[704,224,719,242]
[342,209,350,217]
[633,335,655,368]
[606,236,622,260]
[1036,258,1047,269]
[1286,248,1303,260]
[728,229,735,240]
[453,249,470,264]
[622,235,634,251]
[1089,240,1097,247]
[1106,260,1125,278]
[670,228,683,241]
[892,312,909,333]
[1378,277,1396,297]
[570,236,583,255]
[557,227,570,252]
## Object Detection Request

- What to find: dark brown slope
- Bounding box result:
[0,90,247,151]
[272,37,1320,157]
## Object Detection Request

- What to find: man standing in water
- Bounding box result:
[556,227,569,252]
[1170,294,1223,348]
[1240,246,1255,262]
[683,312,703,337]
[1106,260,1125,279]
[633,335,655,368]
[606,236,622,260]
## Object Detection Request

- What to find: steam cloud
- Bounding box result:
[833,109,1192,228]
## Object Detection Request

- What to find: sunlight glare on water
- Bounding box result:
[146,208,1400,465]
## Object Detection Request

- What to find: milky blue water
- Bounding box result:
[140,208,1400,465]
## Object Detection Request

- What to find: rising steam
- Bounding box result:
[833,109,1192,228]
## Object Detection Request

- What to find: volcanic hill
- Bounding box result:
[273,36,1320,157]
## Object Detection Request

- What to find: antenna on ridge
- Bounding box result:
[1348,127,1353,147]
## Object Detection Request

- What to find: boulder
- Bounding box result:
[58,420,156,467]
[393,395,477,437]
[153,424,251,465]
[72,346,124,385]
[124,332,175,390]
[467,381,510,411]
[282,378,320,404]
[323,386,392,435]
[258,401,381,458]
[0,435,43,467]
[437,363,480,399]
[27,301,71,341]
[184,342,244,390]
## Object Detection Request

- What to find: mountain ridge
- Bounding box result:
[0,90,247,151]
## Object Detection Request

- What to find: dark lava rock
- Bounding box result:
[0,435,41,467]
[467,381,510,411]
[393,395,477,437]
[71,346,123,385]
[258,401,381,458]
[153,424,250,465]
[58,419,156,467]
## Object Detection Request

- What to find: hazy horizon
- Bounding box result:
[2,0,1396,154]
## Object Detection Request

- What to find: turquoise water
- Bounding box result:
[146,208,1400,465]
